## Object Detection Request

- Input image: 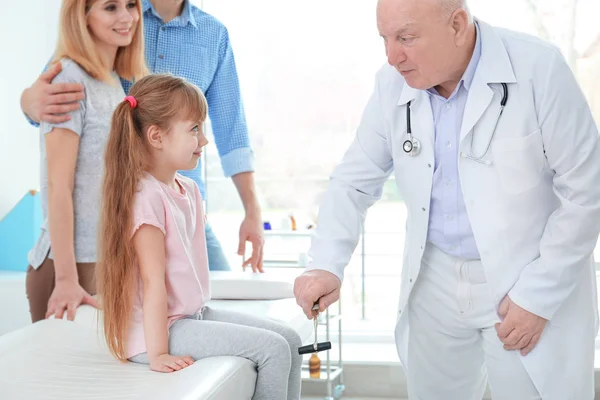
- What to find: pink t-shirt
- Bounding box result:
[126,173,211,359]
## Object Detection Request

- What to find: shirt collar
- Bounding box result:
[461,21,482,91]
[142,0,197,28]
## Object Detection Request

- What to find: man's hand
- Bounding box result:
[46,277,98,321]
[21,62,85,124]
[238,213,264,273]
[294,270,341,319]
[495,296,547,356]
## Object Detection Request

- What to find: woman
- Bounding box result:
[26,0,147,322]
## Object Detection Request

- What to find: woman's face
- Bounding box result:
[87,0,140,49]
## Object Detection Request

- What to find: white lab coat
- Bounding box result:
[307,20,600,399]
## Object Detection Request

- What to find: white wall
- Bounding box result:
[0,1,61,219]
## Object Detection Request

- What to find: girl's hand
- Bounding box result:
[150,354,195,373]
[46,278,98,320]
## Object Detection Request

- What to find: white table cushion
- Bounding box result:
[0,297,313,400]
[209,270,296,300]
[0,319,256,400]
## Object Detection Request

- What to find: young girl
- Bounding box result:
[97,74,302,400]
[26,0,147,322]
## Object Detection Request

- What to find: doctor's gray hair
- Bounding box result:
[438,0,472,22]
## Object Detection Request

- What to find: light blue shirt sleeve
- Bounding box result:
[24,112,39,128]
[205,27,254,177]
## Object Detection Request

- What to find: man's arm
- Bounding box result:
[508,48,600,321]
[205,26,253,179]
[231,171,264,271]
[204,26,263,270]
[295,72,394,316]
[21,62,85,125]
[231,172,260,216]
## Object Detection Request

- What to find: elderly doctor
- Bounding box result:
[294,0,600,399]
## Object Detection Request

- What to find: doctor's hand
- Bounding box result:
[495,296,547,356]
[294,270,341,319]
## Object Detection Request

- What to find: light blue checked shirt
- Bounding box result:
[30,0,253,197]
[127,1,253,195]
[426,22,482,260]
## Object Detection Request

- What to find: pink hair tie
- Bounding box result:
[124,95,137,109]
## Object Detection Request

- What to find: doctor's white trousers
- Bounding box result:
[406,243,541,400]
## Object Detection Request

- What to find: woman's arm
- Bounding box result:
[133,225,194,372]
[45,128,97,320]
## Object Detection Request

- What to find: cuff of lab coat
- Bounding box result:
[221,147,254,177]
[507,259,556,321]
[305,262,344,284]
[507,290,553,321]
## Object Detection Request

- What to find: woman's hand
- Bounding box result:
[46,278,98,320]
[150,354,195,373]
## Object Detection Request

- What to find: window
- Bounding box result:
[196,0,600,339]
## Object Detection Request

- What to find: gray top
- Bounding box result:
[28,59,125,268]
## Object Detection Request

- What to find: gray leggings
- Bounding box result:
[129,306,303,400]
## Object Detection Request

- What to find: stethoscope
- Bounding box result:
[403,83,508,165]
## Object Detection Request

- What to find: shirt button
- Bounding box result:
[446,215,453,221]
[158,54,164,59]
[446,141,451,149]
[445,104,452,109]
[161,26,166,31]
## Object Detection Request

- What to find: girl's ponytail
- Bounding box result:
[97,98,146,361]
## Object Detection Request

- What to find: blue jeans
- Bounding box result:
[205,222,231,271]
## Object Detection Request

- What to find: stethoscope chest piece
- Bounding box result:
[403,136,420,156]
[403,100,421,157]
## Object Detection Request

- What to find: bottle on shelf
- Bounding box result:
[309,353,321,378]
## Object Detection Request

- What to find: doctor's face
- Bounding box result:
[377,0,469,90]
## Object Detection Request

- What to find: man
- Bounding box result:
[21,0,264,273]
[294,0,600,398]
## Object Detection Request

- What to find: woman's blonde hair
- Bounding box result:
[97,74,208,361]
[52,0,148,83]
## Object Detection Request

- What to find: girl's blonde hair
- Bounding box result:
[97,74,208,361]
[52,0,148,82]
